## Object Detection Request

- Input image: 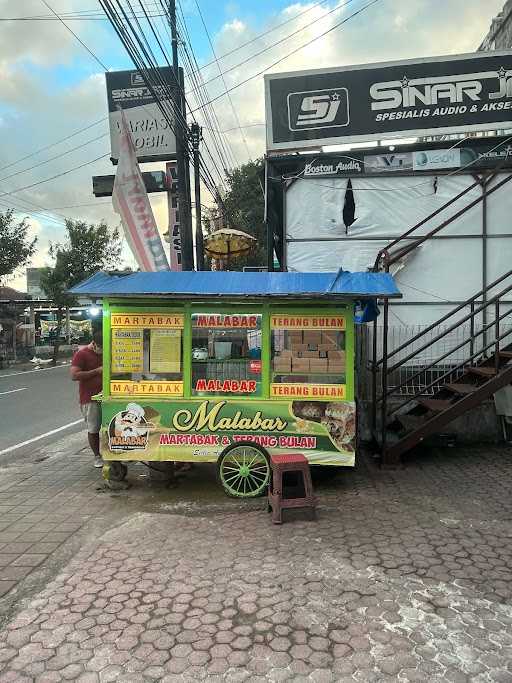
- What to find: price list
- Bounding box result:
[111,329,144,373]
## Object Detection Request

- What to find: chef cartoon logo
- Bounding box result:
[108,402,150,451]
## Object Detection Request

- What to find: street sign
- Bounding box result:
[265,51,512,152]
[92,171,167,197]
[105,67,182,163]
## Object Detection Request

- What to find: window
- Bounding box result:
[270,313,346,400]
[191,312,262,396]
[110,312,183,397]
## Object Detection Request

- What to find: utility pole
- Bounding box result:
[169,0,194,271]
[191,122,204,271]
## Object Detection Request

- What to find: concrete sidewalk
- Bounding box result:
[0,437,512,681]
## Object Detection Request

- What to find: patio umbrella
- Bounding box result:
[203,228,256,270]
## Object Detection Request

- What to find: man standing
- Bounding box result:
[71,329,103,468]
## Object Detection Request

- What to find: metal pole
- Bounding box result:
[265,158,274,271]
[470,300,475,365]
[482,177,488,353]
[179,69,194,269]
[66,307,71,345]
[380,299,389,463]
[495,299,501,375]
[169,0,193,271]
[191,123,204,271]
[371,317,377,431]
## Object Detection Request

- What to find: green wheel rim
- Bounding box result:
[219,446,270,498]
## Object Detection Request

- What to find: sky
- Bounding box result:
[0,0,505,289]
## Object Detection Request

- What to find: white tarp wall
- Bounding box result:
[285,173,512,329]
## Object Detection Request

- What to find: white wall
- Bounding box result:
[285,172,511,327]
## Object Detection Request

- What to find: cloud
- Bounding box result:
[189,0,505,164]
[0,0,506,290]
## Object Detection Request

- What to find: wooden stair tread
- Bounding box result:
[499,351,512,359]
[467,366,497,377]
[444,383,477,395]
[382,363,512,464]
[417,398,454,412]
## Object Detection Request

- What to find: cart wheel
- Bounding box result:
[108,461,128,482]
[217,443,270,498]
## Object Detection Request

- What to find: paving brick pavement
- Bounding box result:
[0,438,512,681]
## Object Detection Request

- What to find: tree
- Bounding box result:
[40,219,122,364]
[0,210,37,284]
[204,159,266,269]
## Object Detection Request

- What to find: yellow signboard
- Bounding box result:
[271,383,345,399]
[111,329,143,373]
[150,329,181,374]
[110,381,183,396]
[111,313,184,329]
[270,315,345,330]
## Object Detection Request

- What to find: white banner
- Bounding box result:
[113,110,170,272]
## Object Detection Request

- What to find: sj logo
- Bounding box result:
[288,88,350,131]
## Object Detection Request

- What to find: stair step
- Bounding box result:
[382,363,512,464]
[418,398,454,412]
[499,351,512,359]
[444,383,477,395]
[467,367,497,378]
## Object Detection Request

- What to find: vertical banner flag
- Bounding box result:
[113,110,170,271]
[166,161,182,271]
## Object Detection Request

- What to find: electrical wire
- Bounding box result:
[194,0,252,162]
[0,117,107,173]
[185,0,335,76]
[187,0,360,96]
[0,133,109,184]
[2,1,166,21]
[176,8,237,172]
[0,153,110,199]
[98,0,255,230]
[191,0,383,112]
[39,0,110,70]
[100,0,225,203]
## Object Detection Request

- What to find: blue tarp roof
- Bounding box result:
[69,270,401,300]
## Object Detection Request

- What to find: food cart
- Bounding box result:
[70,270,400,497]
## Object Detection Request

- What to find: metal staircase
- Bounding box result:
[372,270,512,465]
[368,168,512,465]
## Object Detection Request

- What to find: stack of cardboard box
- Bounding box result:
[273,348,292,373]
[272,330,345,375]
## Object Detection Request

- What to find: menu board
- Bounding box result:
[150,329,181,374]
[111,329,143,373]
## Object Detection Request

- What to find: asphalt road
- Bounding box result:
[0,363,84,457]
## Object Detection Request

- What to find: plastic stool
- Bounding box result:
[268,453,317,524]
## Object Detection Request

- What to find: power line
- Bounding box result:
[187,0,359,96]
[39,0,110,71]
[101,0,230,191]
[2,1,166,21]
[0,154,110,199]
[99,0,240,229]
[0,117,107,173]
[176,5,237,171]
[183,0,334,77]
[0,133,109,184]
[194,0,252,162]
[177,19,237,174]
[191,0,383,112]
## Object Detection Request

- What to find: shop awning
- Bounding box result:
[69,270,401,300]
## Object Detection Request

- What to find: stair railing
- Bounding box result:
[373,172,512,273]
[371,269,512,456]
